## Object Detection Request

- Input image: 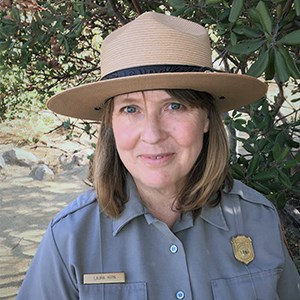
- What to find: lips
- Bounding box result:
[138,153,175,165]
[144,154,170,159]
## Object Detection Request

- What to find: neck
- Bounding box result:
[136,184,181,228]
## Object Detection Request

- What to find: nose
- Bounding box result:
[140,113,166,144]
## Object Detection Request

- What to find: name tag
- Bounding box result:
[83,272,126,284]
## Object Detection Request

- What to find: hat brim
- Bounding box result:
[47,72,267,120]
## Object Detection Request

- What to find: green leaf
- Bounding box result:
[73,2,85,15]
[277,169,292,188]
[168,0,186,9]
[63,119,71,130]
[206,0,222,4]
[229,0,244,23]
[265,49,275,80]
[0,41,10,51]
[252,169,278,181]
[279,145,291,162]
[247,154,261,176]
[230,31,238,45]
[232,118,247,131]
[274,49,290,82]
[283,159,298,169]
[62,37,70,55]
[295,151,300,162]
[275,131,288,146]
[241,27,262,38]
[248,8,260,24]
[2,18,16,25]
[11,7,20,23]
[278,29,300,45]
[251,181,271,195]
[229,39,265,55]
[291,171,300,185]
[71,20,83,37]
[286,138,300,149]
[247,50,269,77]
[278,145,290,162]
[231,163,245,180]
[275,192,286,209]
[233,26,261,38]
[295,0,300,16]
[272,143,282,162]
[256,1,273,34]
[257,139,269,151]
[243,142,256,154]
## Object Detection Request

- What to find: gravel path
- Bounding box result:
[0,163,89,299]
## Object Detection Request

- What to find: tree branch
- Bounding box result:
[272,77,286,119]
[131,0,143,15]
[108,0,129,25]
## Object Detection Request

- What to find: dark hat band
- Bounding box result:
[101,64,220,80]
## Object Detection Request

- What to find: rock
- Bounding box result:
[0,154,5,169]
[71,152,89,166]
[59,150,91,170]
[3,148,39,167]
[30,164,55,181]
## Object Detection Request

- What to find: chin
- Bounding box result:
[137,175,179,190]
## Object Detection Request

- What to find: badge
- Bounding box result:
[83,272,126,284]
[231,235,255,265]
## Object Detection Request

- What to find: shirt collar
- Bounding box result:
[112,175,145,236]
[200,202,229,231]
[112,175,229,235]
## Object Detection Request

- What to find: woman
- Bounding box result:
[17,12,300,299]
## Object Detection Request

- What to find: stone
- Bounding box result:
[3,148,39,167]
[59,150,90,170]
[71,152,89,166]
[0,154,5,169]
[30,164,54,181]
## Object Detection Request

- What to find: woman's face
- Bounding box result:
[112,90,210,193]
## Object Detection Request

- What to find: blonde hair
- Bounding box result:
[93,89,233,218]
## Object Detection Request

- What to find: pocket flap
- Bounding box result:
[211,268,282,300]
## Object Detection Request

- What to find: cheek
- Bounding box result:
[113,121,137,151]
[175,120,206,148]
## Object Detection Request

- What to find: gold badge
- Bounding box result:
[231,235,255,265]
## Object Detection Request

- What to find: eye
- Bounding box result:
[122,106,137,113]
[168,102,184,110]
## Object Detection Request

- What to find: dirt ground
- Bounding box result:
[0,113,94,299]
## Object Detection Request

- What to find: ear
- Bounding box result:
[203,114,210,133]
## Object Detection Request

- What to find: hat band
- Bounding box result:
[101,64,219,80]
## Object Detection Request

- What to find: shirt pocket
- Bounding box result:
[79,282,147,300]
[211,268,282,300]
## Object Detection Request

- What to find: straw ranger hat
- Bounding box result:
[47,12,267,120]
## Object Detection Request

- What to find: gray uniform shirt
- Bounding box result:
[17,178,300,299]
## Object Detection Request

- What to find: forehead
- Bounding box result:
[113,90,171,102]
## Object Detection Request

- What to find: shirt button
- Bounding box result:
[176,290,185,299]
[169,244,178,253]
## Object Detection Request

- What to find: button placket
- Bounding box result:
[150,220,192,299]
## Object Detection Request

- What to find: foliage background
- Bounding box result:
[0,0,299,265]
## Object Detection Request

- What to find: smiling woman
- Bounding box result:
[17,12,300,300]
[94,89,230,220]
[110,90,210,225]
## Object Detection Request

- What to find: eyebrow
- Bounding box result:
[114,94,177,105]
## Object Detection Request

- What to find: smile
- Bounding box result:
[147,155,168,159]
[138,153,175,164]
